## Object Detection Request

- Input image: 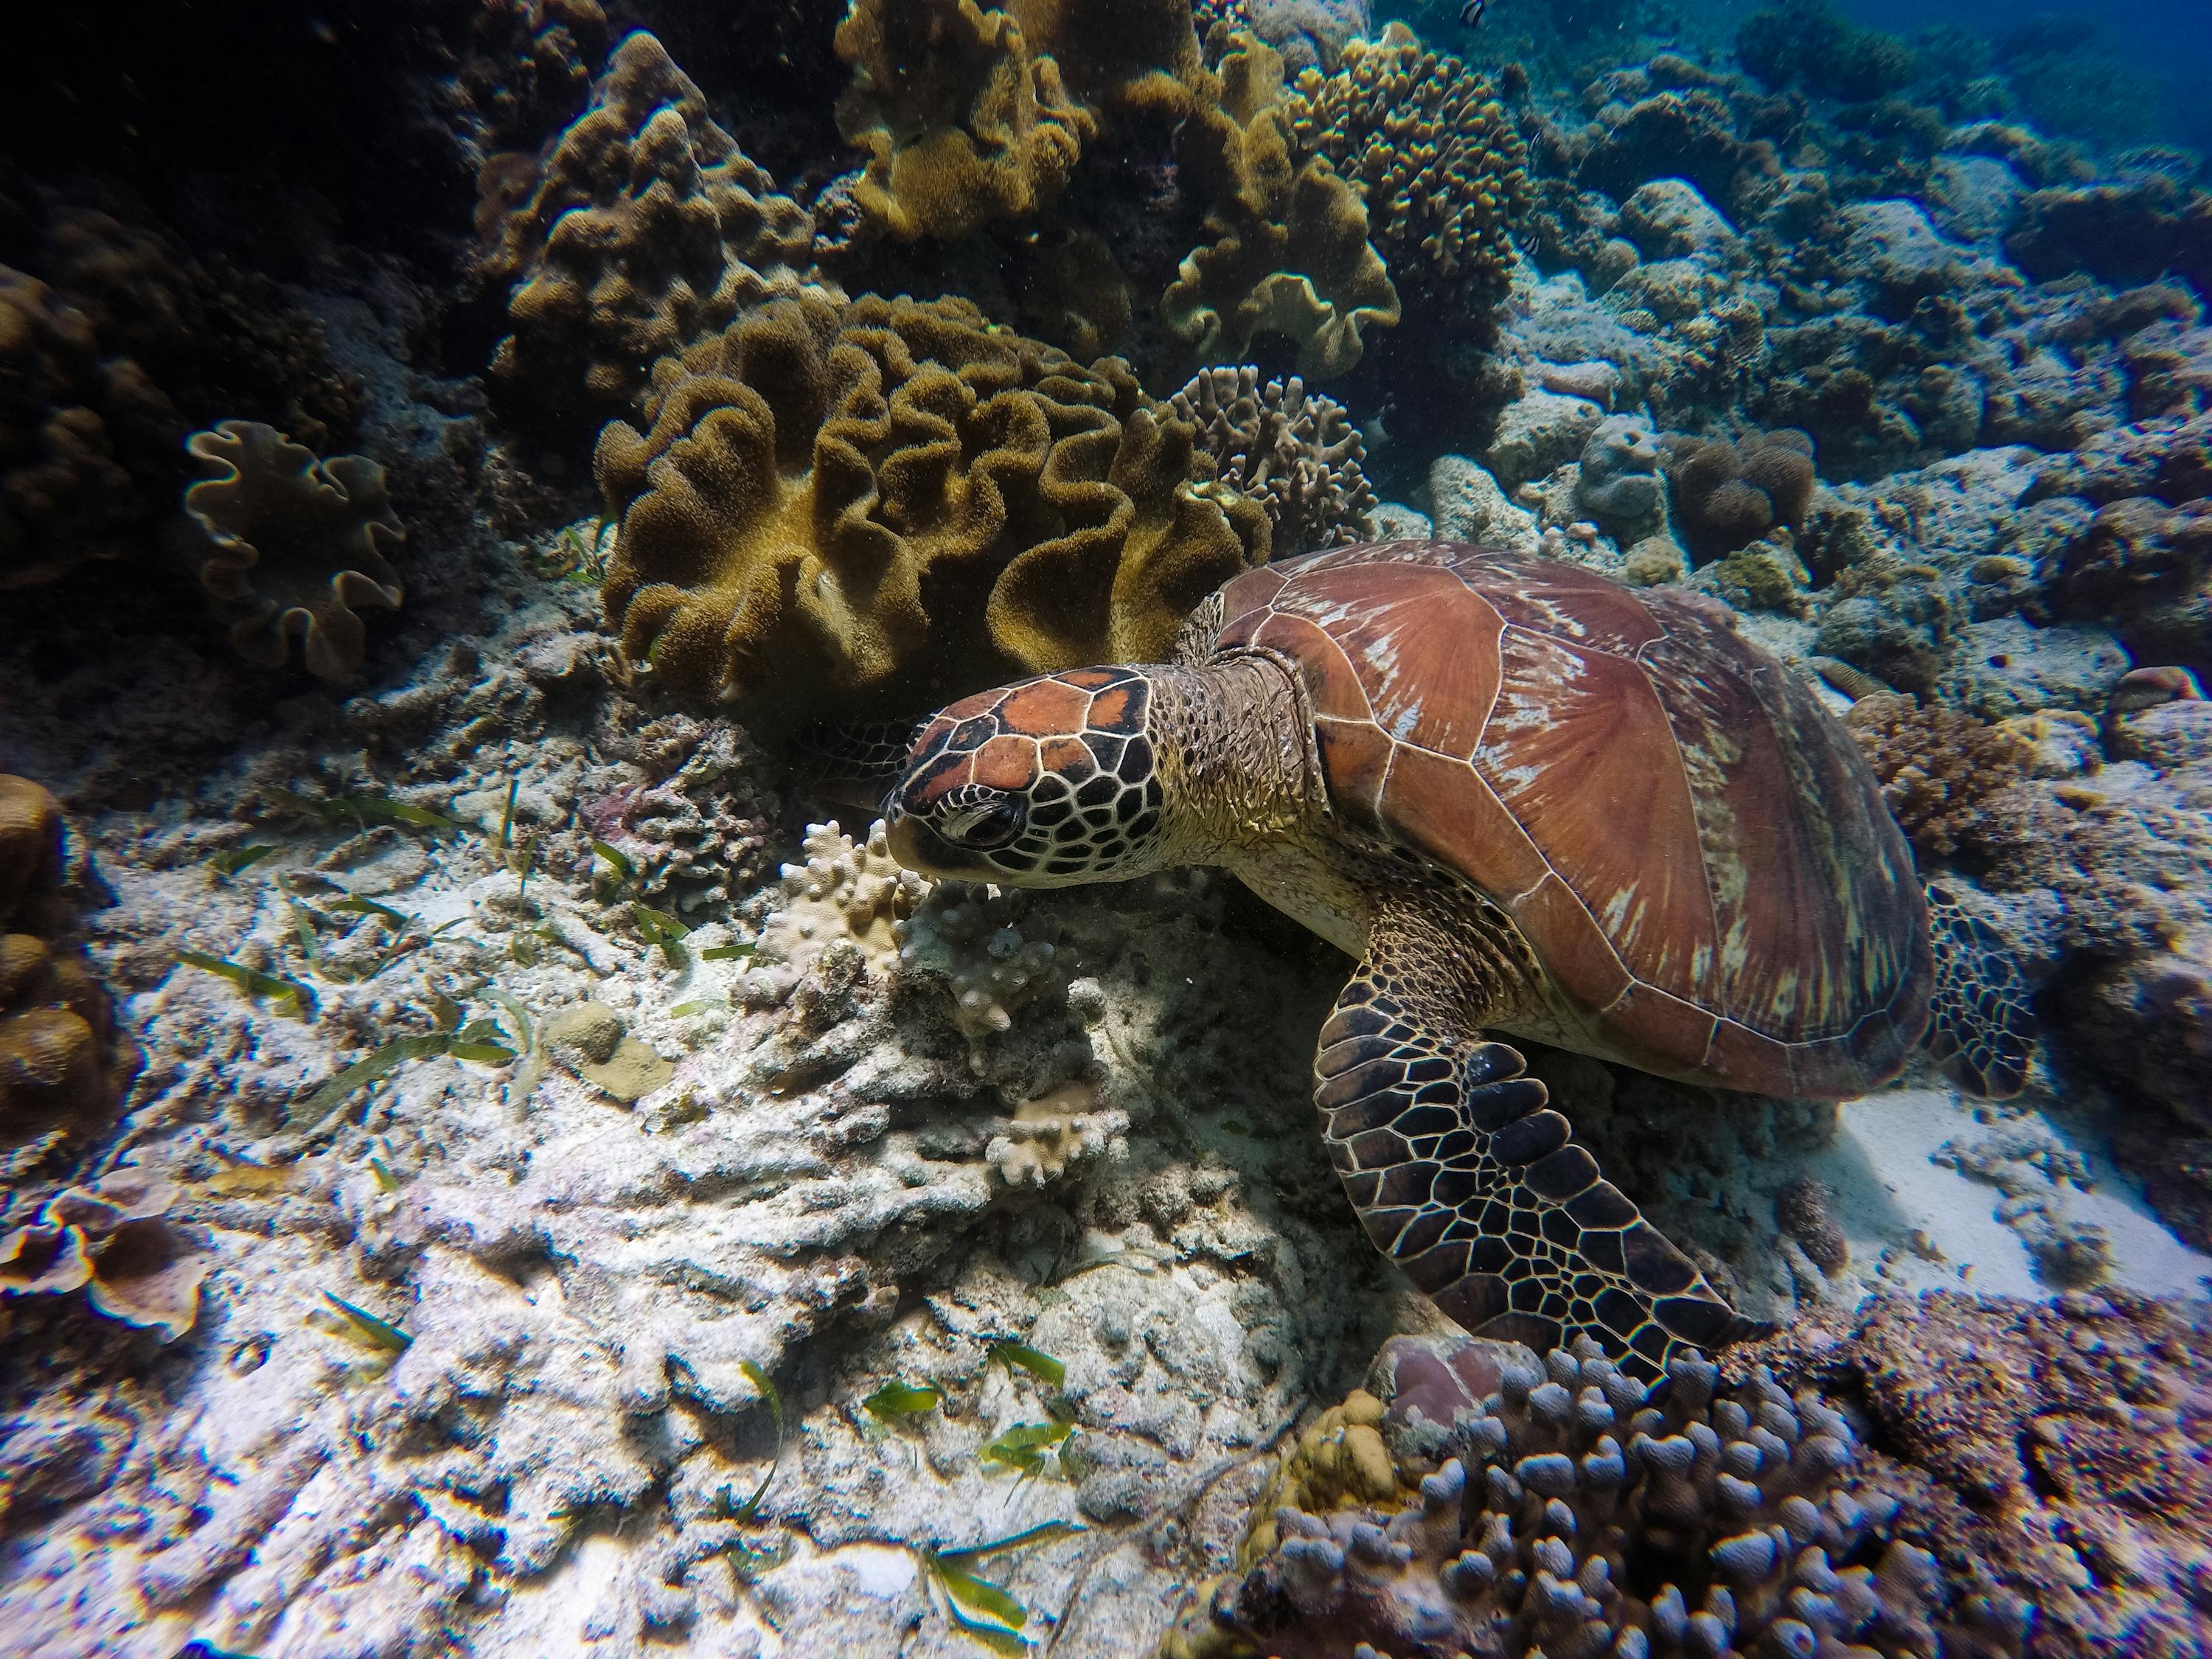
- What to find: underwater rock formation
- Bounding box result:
[175,420,406,681]
[0,776,130,1149]
[1169,367,1374,554]
[475,31,818,418]
[1164,1332,2017,1659]
[1576,413,1665,524]
[1164,33,1399,379]
[1287,22,1532,319]
[597,291,1270,720]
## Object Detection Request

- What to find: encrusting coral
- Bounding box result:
[1169,366,1375,554]
[596,290,1270,720]
[475,31,817,417]
[1164,1332,2021,1659]
[175,420,406,681]
[1662,428,1817,560]
[1843,692,2034,863]
[2,775,131,1146]
[1164,32,1399,380]
[1286,21,1533,318]
[0,1168,206,1342]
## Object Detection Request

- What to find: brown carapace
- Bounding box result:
[888,540,2034,1380]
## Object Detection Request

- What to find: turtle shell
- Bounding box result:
[1212,540,1931,1098]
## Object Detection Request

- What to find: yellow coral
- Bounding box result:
[476,32,817,414]
[178,421,405,681]
[597,291,1270,719]
[1164,34,1399,378]
[1287,21,1533,314]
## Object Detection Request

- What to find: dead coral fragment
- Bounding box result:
[0,1169,206,1342]
[1843,692,2033,862]
[1165,33,1399,379]
[178,421,404,681]
[1662,427,1816,560]
[597,291,1270,720]
[1171,367,1374,554]
[832,0,1091,241]
[1286,21,1533,314]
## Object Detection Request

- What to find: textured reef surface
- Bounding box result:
[1,1,2211,1655]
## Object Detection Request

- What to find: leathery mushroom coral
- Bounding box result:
[596,290,1271,720]
[1166,1331,2027,1659]
[175,420,405,681]
[1164,32,1400,380]
[475,31,818,417]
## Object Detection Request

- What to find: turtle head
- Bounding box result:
[884,668,1169,886]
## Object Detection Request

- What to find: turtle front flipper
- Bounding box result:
[1315,910,1757,1384]
[1922,883,2036,1099]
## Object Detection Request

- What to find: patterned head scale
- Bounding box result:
[886,668,1166,884]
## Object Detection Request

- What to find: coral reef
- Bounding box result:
[1842,692,2034,863]
[1165,34,1400,379]
[175,421,406,681]
[1286,23,1533,317]
[1747,1292,2212,1657]
[597,291,1270,720]
[474,31,817,417]
[0,1169,206,1342]
[1662,428,1816,560]
[1169,366,1375,554]
[1,776,128,1147]
[1166,1332,2011,1659]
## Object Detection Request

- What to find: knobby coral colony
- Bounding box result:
[9,0,2212,1654]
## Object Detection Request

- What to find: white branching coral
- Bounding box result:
[742,820,930,1007]
[987,1080,1130,1188]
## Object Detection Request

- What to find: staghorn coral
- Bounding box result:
[597,291,1270,720]
[1285,22,1533,318]
[1169,366,1374,554]
[1164,33,1399,380]
[0,1169,206,1342]
[1662,428,1816,560]
[1842,692,2033,863]
[176,421,405,681]
[1,776,131,1148]
[1747,1292,2212,1658]
[1165,1332,2015,1659]
[476,32,817,419]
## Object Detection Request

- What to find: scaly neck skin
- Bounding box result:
[1148,655,1321,867]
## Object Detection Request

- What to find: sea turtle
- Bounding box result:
[881,540,2034,1378]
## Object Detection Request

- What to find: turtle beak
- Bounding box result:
[884,804,1004,881]
[883,808,930,872]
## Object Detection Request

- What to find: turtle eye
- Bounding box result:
[938,796,1026,849]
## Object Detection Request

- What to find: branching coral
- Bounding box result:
[1166,1333,2017,1659]
[1662,428,1816,560]
[177,421,406,681]
[476,31,817,416]
[986,1080,1127,1186]
[1285,21,1532,317]
[1169,367,1374,554]
[742,819,931,1011]
[0,1169,206,1341]
[1842,692,2033,863]
[1165,33,1399,379]
[2,775,131,1144]
[597,291,1270,720]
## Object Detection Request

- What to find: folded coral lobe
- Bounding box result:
[597,293,1269,723]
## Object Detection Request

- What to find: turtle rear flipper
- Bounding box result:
[1923,884,2036,1099]
[1315,906,1759,1385]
